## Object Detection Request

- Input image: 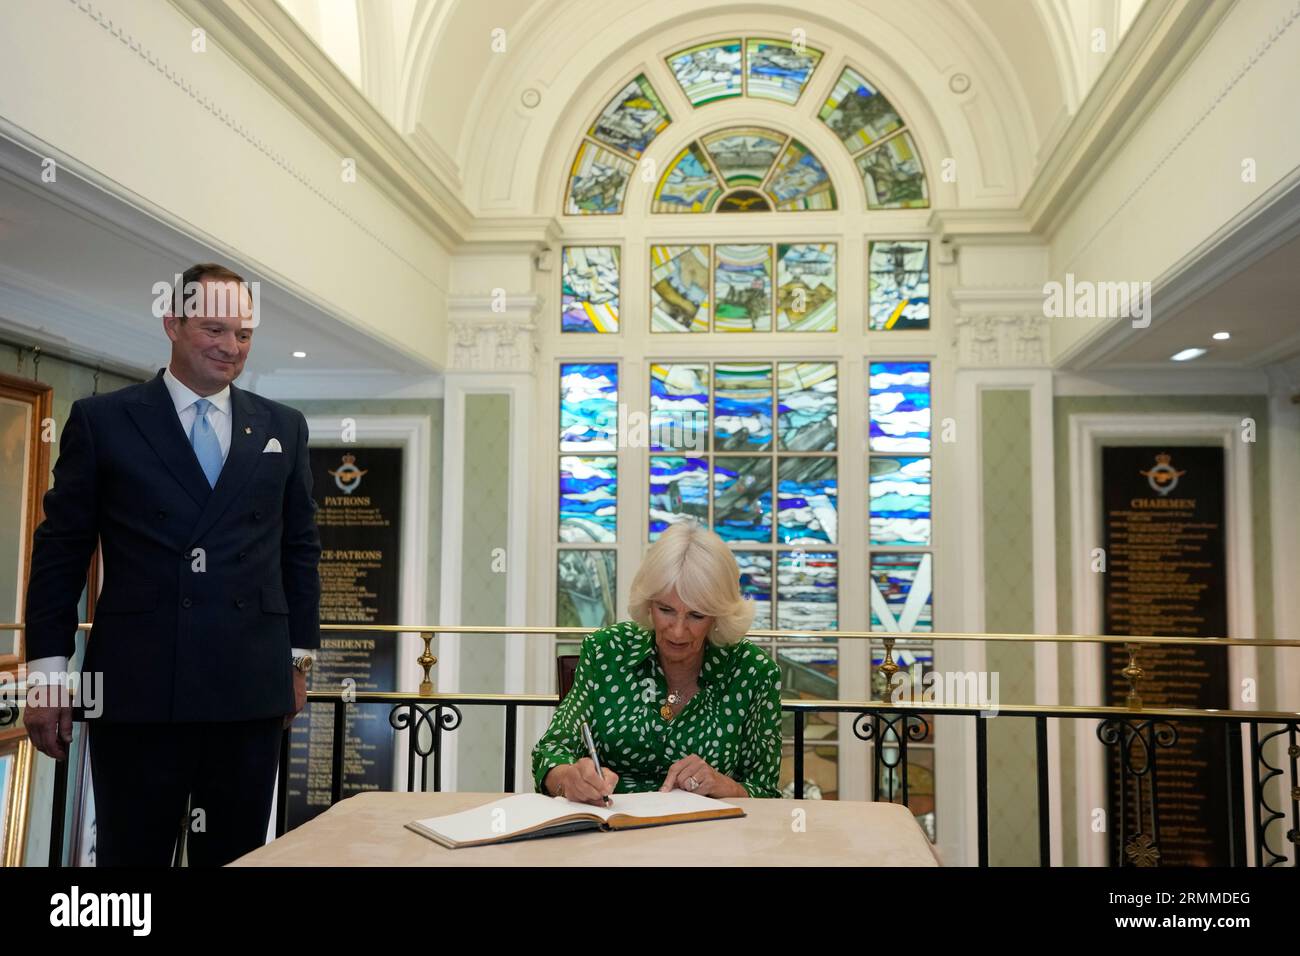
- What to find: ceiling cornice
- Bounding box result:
[1023,0,1230,236]
[170,0,474,248]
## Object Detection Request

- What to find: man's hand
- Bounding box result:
[26,682,73,760]
[284,667,308,728]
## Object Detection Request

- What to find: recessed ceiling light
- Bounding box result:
[1171,348,1207,362]
[1212,331,1231,341]
[292,351,307,358]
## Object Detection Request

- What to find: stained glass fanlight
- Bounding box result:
[746,38,823,104]
[561,246,620,333]
[857,132,929,209]
[702,128,785,186]
[818,66,903,151]
[818,66,929,209]
[565,142,634,215]
[653,142,724,213]
[652,128,836,214]
[868,241,930,331]
[666,39,743,105]
[566,73,670,215]
[587,74,671,157]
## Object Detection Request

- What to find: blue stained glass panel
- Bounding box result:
[869,241,929,331]
[560,362,618,451]
[559,456,617,543]
[869,361,931,453]
[649,363,709,452]
[777,457,837,545]
[713,457,772,542]
[869,553,933,633]
[776,550,838,631]
[648,456,708,540]
[735,552,772,630]
[778,362,837,450]
[714,363,772,450]
[869,456,931,545]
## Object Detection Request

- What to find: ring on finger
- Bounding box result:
[687,775,700,791]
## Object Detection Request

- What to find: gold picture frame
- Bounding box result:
[0,371,54,866]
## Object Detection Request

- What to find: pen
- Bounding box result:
[581,721,612,807]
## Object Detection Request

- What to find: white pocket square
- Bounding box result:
[262,438,282,453]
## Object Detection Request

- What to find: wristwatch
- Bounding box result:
[291,654,314,674]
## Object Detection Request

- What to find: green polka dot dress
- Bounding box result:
[532,621,783,798]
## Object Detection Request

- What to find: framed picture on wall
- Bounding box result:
[0,372,53,669]
[0,371,54,866]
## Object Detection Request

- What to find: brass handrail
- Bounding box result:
[298,688,1300,723]
[2,621,1298,647]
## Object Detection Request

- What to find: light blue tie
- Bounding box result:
[189,398,223,488]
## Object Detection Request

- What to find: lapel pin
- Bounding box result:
[244,426,252,434]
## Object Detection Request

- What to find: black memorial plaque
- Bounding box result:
[286,447,402,828]
[1101,445,1233,867]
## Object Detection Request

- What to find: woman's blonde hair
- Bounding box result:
[628,521,755,644]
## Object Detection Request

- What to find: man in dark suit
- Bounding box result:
[23,263,321,866]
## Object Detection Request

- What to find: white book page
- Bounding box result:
[603,791,738,819]
[413,794,606,843]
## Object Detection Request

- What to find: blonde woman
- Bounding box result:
[533,522,782,805]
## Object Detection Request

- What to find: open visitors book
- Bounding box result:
[405,791,745,848]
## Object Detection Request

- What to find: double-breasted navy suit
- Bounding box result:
[24,368,322,864]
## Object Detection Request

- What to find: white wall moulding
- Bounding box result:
[447,295,542,374]
[953,314,1050,368]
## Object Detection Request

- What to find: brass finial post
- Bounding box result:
[1122,642,1144,710]
[879,637,900,698]
[418,632,438,695]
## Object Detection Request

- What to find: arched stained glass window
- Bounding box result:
[565,40,928,214]
[652,128,835,213]
[550,36,938,822]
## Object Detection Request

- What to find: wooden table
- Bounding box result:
[232,792,940,866]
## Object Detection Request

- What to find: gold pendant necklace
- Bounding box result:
[661,689,690,721]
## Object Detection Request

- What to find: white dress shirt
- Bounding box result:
[28,366,311,688]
